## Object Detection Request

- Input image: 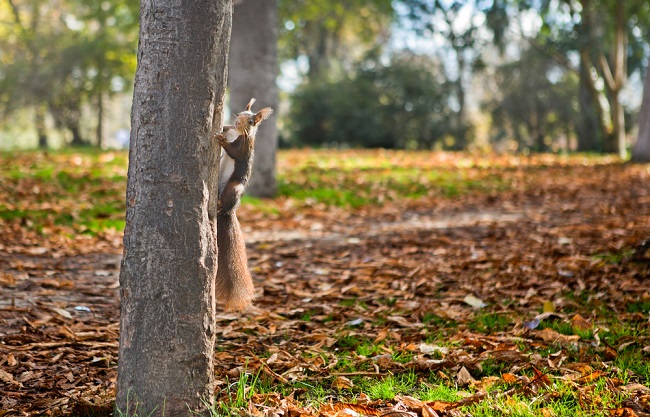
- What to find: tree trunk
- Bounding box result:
[306,22,329,82]
[608,92,626,157]
[632,64,650,162]
[229,0,278,197]
[69,124,86,146]
[599,0,627,158]
[35,105,48,149]
[116,0,231,415]
[452,46,467,150]
[576,55,600,152]
[96,92,104,148]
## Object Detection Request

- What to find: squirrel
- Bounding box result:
[214,98,273,311]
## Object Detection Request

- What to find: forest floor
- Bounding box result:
[1,150,650,416]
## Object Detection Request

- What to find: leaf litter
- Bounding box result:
[0,150,649,416]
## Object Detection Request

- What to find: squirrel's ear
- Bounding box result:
[254,107,273,124]
[245,98,256,112]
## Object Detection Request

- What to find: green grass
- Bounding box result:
[361,373,417,400]
[420,383,463,402]
[0,148,517,237]
[467,312,513,334]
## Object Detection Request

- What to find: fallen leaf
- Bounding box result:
[535,328,580,344]
[578,370,606,383]
[543,301,555,313]
[502,373,518,384]
[331,376,354,389]
[51,307,73,319]
[421,404,440,417]
[0,369,22,388]
[571,314,591,332]
[374,328,389,343]
[380,411,417,417]
[456,366,476,386]
[463,295,486,309]
[418,343,448,356]
[6,353,17,366]
[608,408,639,417]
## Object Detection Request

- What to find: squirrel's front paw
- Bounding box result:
[214,133,227,146]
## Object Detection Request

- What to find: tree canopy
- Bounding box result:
[1,0,649,154]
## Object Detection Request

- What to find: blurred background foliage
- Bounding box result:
[1,0,649,155]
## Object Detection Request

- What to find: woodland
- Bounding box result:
[1,0,650,416]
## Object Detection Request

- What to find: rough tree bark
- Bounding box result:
[229,0,278,197]
[116,0,232,415]
[632,64,650,162]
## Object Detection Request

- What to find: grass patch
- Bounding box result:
[362,373,417,400]
[467,312,513,334]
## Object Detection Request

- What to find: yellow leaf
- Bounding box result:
[543,301,555,313]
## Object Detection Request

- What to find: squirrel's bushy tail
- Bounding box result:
[216,212,255,311]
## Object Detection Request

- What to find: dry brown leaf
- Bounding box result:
[472,376,500,391]
[380,411,417,417]
[608,408,640,417]
[0,369,22,388]
[604,343,618,360]
[374,328,389,344]
[331,376,354,389]
[320,402,382,416]
[421,404,440,417]
[535,328,580,344]
[425,400,455,412]
[456,366,476,386]
[578,370,606,383]
[571,314,591,332]
[539,407,556,417]
[5,353,17,366]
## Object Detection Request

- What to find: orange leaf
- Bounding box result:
[579,370,606,383]
[502,373,518,384]
[608,408,639,417]
[571,314,591,332]
[374,328,389,344]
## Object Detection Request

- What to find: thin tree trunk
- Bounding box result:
[609,93,625,157]
[599,0,627,158]
[96,92,104,148]
[452,47,467,150]
[35,105,48,149]
[116,0,232,415]
[577,54,600,151]
[632,64,650,162]
[229,0,278,197]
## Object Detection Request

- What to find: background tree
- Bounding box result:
[632,64,650,162]
[533,0,649,157]
[229,0,279,197]
[279,0,393,82]
[116,0,231,414]
[0,0,137,148]
[289,52,455,149]
[0,0,65,147]
[486,46,578,152]
[67,0,138,147]
[398,0,489,149]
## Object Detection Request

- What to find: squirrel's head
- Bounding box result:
[234,98,273,136]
